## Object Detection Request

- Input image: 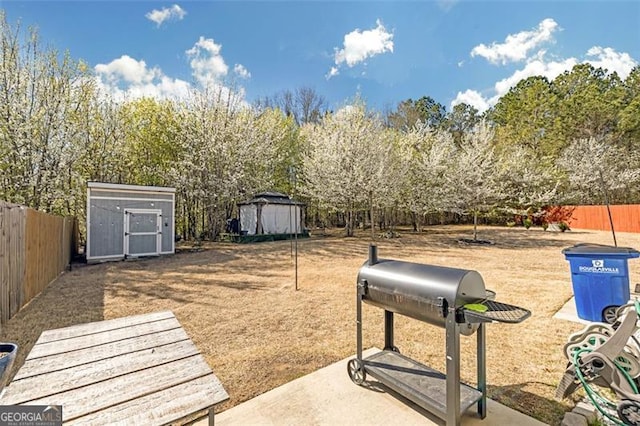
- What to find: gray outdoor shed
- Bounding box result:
[86,182,175,263]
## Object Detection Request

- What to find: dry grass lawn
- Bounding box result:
[3,225,640,425]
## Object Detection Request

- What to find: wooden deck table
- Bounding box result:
[0,311,228,425]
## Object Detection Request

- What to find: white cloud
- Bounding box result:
[585,46,637,78]
[233,64,251,79]
[95,55,159,85]
[457,18,638,113]
[145,4,186,27]
[471,18,559,65]
[95,33,252,104]
[493,57,578,97]
[95,55,191,101]
[451,56,577,113]
[186,36,229,87]
[328,19,393,79]
[451,89,491,113]
[326,67,339,80]
[452,46,637,113]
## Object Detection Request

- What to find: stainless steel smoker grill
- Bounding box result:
[348,246,531,426]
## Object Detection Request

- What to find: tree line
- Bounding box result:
[1,14,639,242]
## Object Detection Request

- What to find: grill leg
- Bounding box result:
[445,313,461,426]
[477,323,487,418]
[384,310,394,351]
[356,280,364,362]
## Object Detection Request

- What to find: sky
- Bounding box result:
[2,1,639,113]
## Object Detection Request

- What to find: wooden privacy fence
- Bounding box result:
[0,201,75,327]
[569,205,640,233]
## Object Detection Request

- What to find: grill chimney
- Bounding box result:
[368,244,378,266]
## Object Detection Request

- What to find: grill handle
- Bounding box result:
[437,296,448,318]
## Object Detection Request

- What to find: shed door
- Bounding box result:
[124,209,162,257]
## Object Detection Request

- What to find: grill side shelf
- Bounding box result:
[363,350,482,419]
[463,300,531,324]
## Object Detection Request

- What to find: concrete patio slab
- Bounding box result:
[211,348,547,426]
[553,288,640,325]
[552,296,591,325]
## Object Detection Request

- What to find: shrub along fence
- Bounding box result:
[0,201,76,329]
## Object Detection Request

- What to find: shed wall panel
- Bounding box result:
[89,199,125,258]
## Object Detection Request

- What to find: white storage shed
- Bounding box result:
[86,182,175,263]
[238,192,304,235]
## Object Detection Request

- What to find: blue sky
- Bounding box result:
[2,1,639,113]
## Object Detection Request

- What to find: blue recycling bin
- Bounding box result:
[562,243,640,322]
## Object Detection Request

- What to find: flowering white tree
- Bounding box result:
[557,136,640,244]
[558,136,640,205]
[62,88,130,232]
[300,102,392,236]
[0,13,95,214]
[171,88,293,239]
[397,125,457,230]
[442,121,503,241]
[498,146,560,217]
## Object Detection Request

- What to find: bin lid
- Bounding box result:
[562,243,640,257]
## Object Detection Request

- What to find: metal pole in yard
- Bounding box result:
[295,205,298,291]
[289,203,293,259]
[289,166,299,291]
[598,169,617,247]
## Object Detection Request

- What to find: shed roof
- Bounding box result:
[88,182,176,193]
[238,192,304,206]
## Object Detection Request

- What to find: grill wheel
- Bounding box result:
[347,358,366,385]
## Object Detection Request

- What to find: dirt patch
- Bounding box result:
[2,225,637,425]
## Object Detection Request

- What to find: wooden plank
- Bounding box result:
[0,202,25,326]
[8,205,24,320]
[27,317,181,359]
[7,205,14,321]
[13,207,25,317]
[2,340,201,405]
[36,311,175,344]
[14,328,189,380]
[61,217,70,271]
[0,203,8,326]
[24,208,35,303]
[27,355,214,421]
[67,374,229,426]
